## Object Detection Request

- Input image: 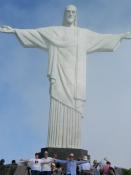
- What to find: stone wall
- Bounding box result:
[0,165,30,175]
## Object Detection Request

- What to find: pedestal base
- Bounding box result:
[40,147,89,159]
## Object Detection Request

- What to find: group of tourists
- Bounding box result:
[88,159,116,175]
[0,152,116,175]
[22,151,89,175]
[19,151,115,175]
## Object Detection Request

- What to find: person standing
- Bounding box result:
[28,153,43,175]
[55,153,88,175]
[0,159,6,175]
[102,162,115,175]
[80,156,91,175]
[92,160,101,175]
[102,161,112,175]
[41,151,54,175]
[99,158,108,175]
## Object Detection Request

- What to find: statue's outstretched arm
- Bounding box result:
[0,26,48,49]
[87,31,131,53]
[0,25,15,33]
[120,32,131,40]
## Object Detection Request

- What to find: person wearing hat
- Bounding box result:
[55,153,89,175]
[79,156,91,175]
[91,160,100,175]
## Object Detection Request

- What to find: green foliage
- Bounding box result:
[122,168,131,175]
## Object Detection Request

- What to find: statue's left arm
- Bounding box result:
[87,30,131,53]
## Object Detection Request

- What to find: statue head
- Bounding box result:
[63,4,77,27]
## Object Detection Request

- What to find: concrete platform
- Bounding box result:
[40,147,89,159]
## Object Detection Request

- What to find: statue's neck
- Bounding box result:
[64,23,75,27]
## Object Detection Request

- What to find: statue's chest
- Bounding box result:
[59,29,86,45]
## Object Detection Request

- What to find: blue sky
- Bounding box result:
[0,0,131,168]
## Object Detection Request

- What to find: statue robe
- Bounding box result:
[15,26,121,148]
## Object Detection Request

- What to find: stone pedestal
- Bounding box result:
[39,147,89,159]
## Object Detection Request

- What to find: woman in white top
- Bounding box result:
[28,153,43,175]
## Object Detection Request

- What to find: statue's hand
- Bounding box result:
[122,32,131,39]
[0,25,15,33]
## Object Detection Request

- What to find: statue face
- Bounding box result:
[64,5,77,26]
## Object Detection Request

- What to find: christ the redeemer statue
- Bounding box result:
[0,5,131,149]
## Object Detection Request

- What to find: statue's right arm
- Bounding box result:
[0,25,48,49]
[0,26,15,33]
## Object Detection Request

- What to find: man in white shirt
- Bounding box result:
[41,151,54,175]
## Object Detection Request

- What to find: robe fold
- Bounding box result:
[15,26,121,148]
